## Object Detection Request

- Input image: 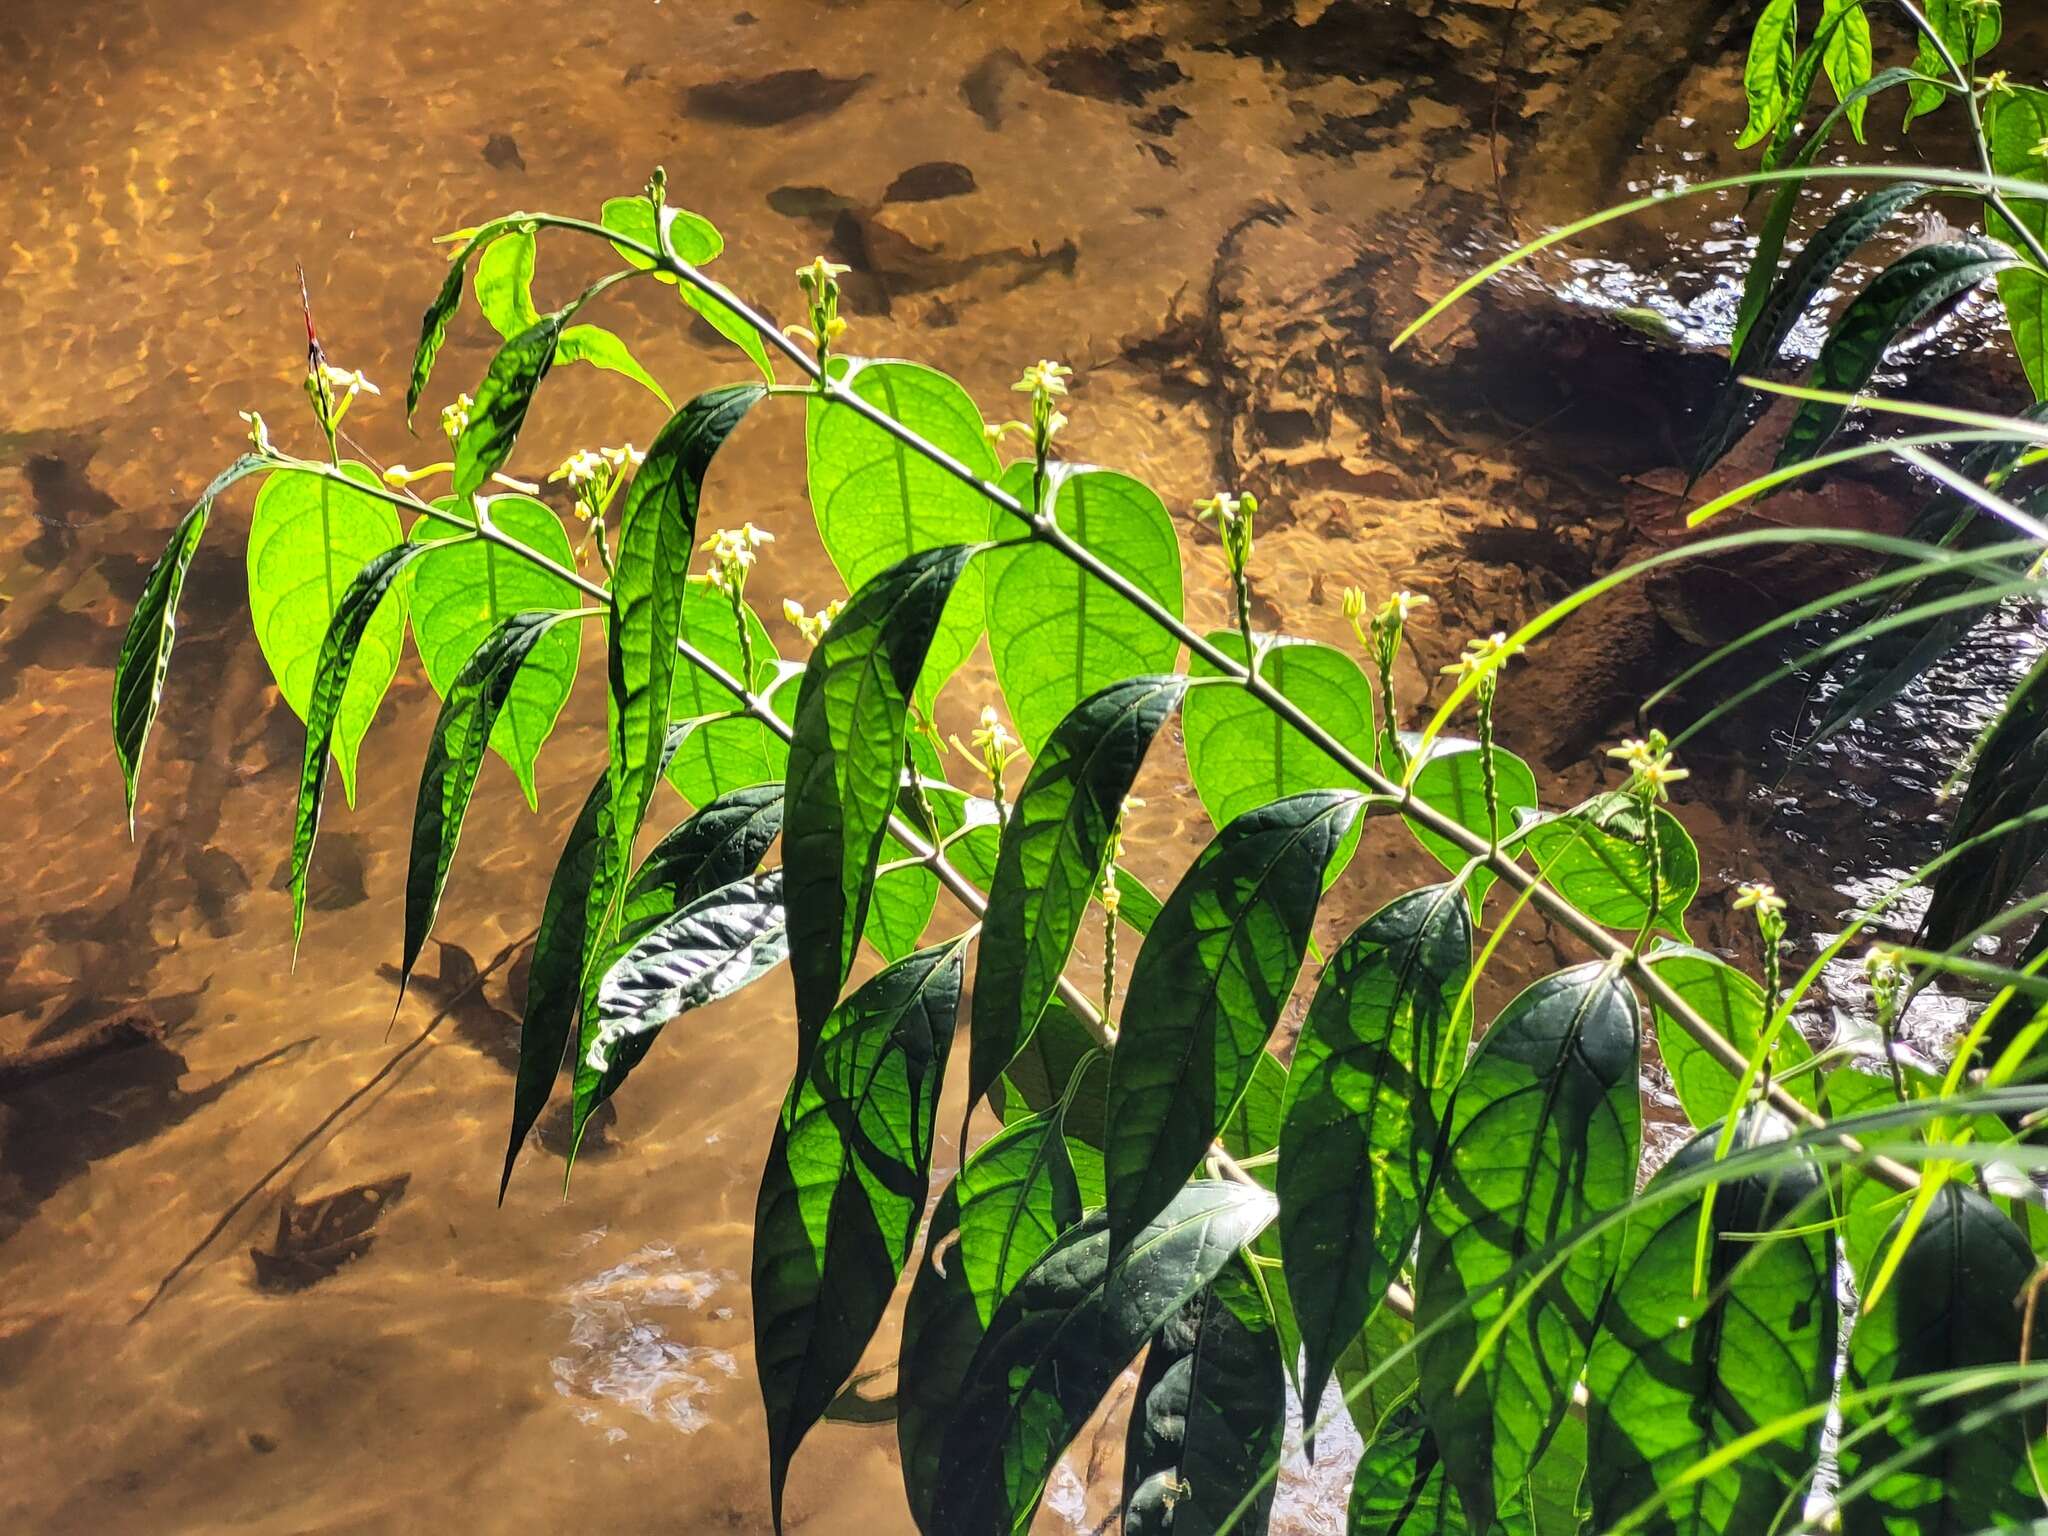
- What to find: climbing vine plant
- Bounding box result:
[109,7,2048,1532]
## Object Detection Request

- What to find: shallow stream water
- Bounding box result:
[2,2,2040,1531]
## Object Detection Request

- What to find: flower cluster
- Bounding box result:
[1194,490,1257,575]
[304,358,378,447]
[789,257,850,363]
[991,360,1073,480]
[702,522,774,596]
[952,705,1022,796]
[548,443,645,524]
[440,392,473,445]
[1606,729,1689,801]
[780,597,844,649]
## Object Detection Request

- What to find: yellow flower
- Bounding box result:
[318,362,379,397]
[1733,882,1786,917]
[781,597,843,647]
[440,393,473,443]
[1013,359,1073,399]
[1341,586,1368,622]
[1380,591,1429,624]
[550,449,605,489]
[1441,632,1518,679]
[239,410,272,455]
[796,257,851,293]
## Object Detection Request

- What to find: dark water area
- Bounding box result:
[1,1,2041,1531]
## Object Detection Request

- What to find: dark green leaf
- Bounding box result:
[615,783,783,954]
[898,1186,979,1533]
[400,608,584,1000]
[755,937,965,1530]
[985,465,1184,753]
[408,226,492,424]
[969,675,1187,1122]
[247,462,409,805]
[1404,736,1540,907]
[1106,790,1364,1252]
[1186,634,1375,884]
[956,1103,1085,1324]
[1516,793,1698,938]
[606,385,767,895]
[1702,181,1929,477]
[1924,648,2048,948]
[1280,883,1473,1422]
[1584,1111,1837,1534]
[1735,0,1798,150]
[1644,945,1816,1127]
[410,495,582,807]
[1122,1266,1287,1536]
[499,719,708,1199]
[991,1003,1109,1191]
[289,542,431,951]
[1837,1183,2041,1535]
[113,455,265,830]
[1414,963,1641,1531]
[783,543,982,1062]
[452,310,567,500]
[1990,86,2048,401]
[933,1181,1278,1534]
[473,226,672,406]
[577,869,787,1122]
[1336,1306,1423,1448]
[805,359,1002,712]
[1776,240,2019,468]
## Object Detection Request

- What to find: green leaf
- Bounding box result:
[288,542,431,952]
[557,323,673,408]
[1414,963,1641,1531]
[578,869,787,1121]
[1820,0,1874,141]
[956,1104,1085,1325]
[1735,0,1798,150]
[1923,648,2048,949]
[666,579,788,805]
[969,675,1187,1123]
[114,455,266,830]
[606,385,767,897]
[1704,181,1929,476]
[409,495,582,807]
[805,359,1001,712]
[1905,0,2000,128]
[1644,945,1815,1127]
[1280,883,1473,1423]
[453,309,566,500]
[991,1003,1109,1182]
[614,783,783,954]
[1837,1182,2041,1535]
[1776,240,2019,469]
[400,608,585,1000]
[1990,86,2048,401]
[1336,1306,1423,1448]
[499,720,708,1199]
[783,543,983,1061]
[1516,793,1698,938]
[1348,1401,1472,1534]
[1404,735,1540,907]
[598,194,723,271]
[1106,790,1364,1252]
[247,462,409,806]
[1584,1111,1837,1534]
[1186,634,1375,885]
[933,1181,1278,1534]
[755,937,965,1531]
[984,465,1184,753]
[1122,1266,1287,1536]
[474,228,541,333]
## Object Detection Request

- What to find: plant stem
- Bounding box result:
[484,216,1919,1189]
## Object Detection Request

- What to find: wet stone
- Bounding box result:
[960,46,1027,128]
[882,160,977,203]
[765,184,861,222]
[683,68,865,127]
[481,133,525,173]
[249,1174,410,1292]
[1038,36,1186,104]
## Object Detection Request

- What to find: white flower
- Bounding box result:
[319,362,379,396]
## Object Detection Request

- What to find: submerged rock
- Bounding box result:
[481,133,525,173]
[683,68,865,127]
[883,161,977,204]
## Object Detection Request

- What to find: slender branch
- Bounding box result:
[516,217,1915,1186]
